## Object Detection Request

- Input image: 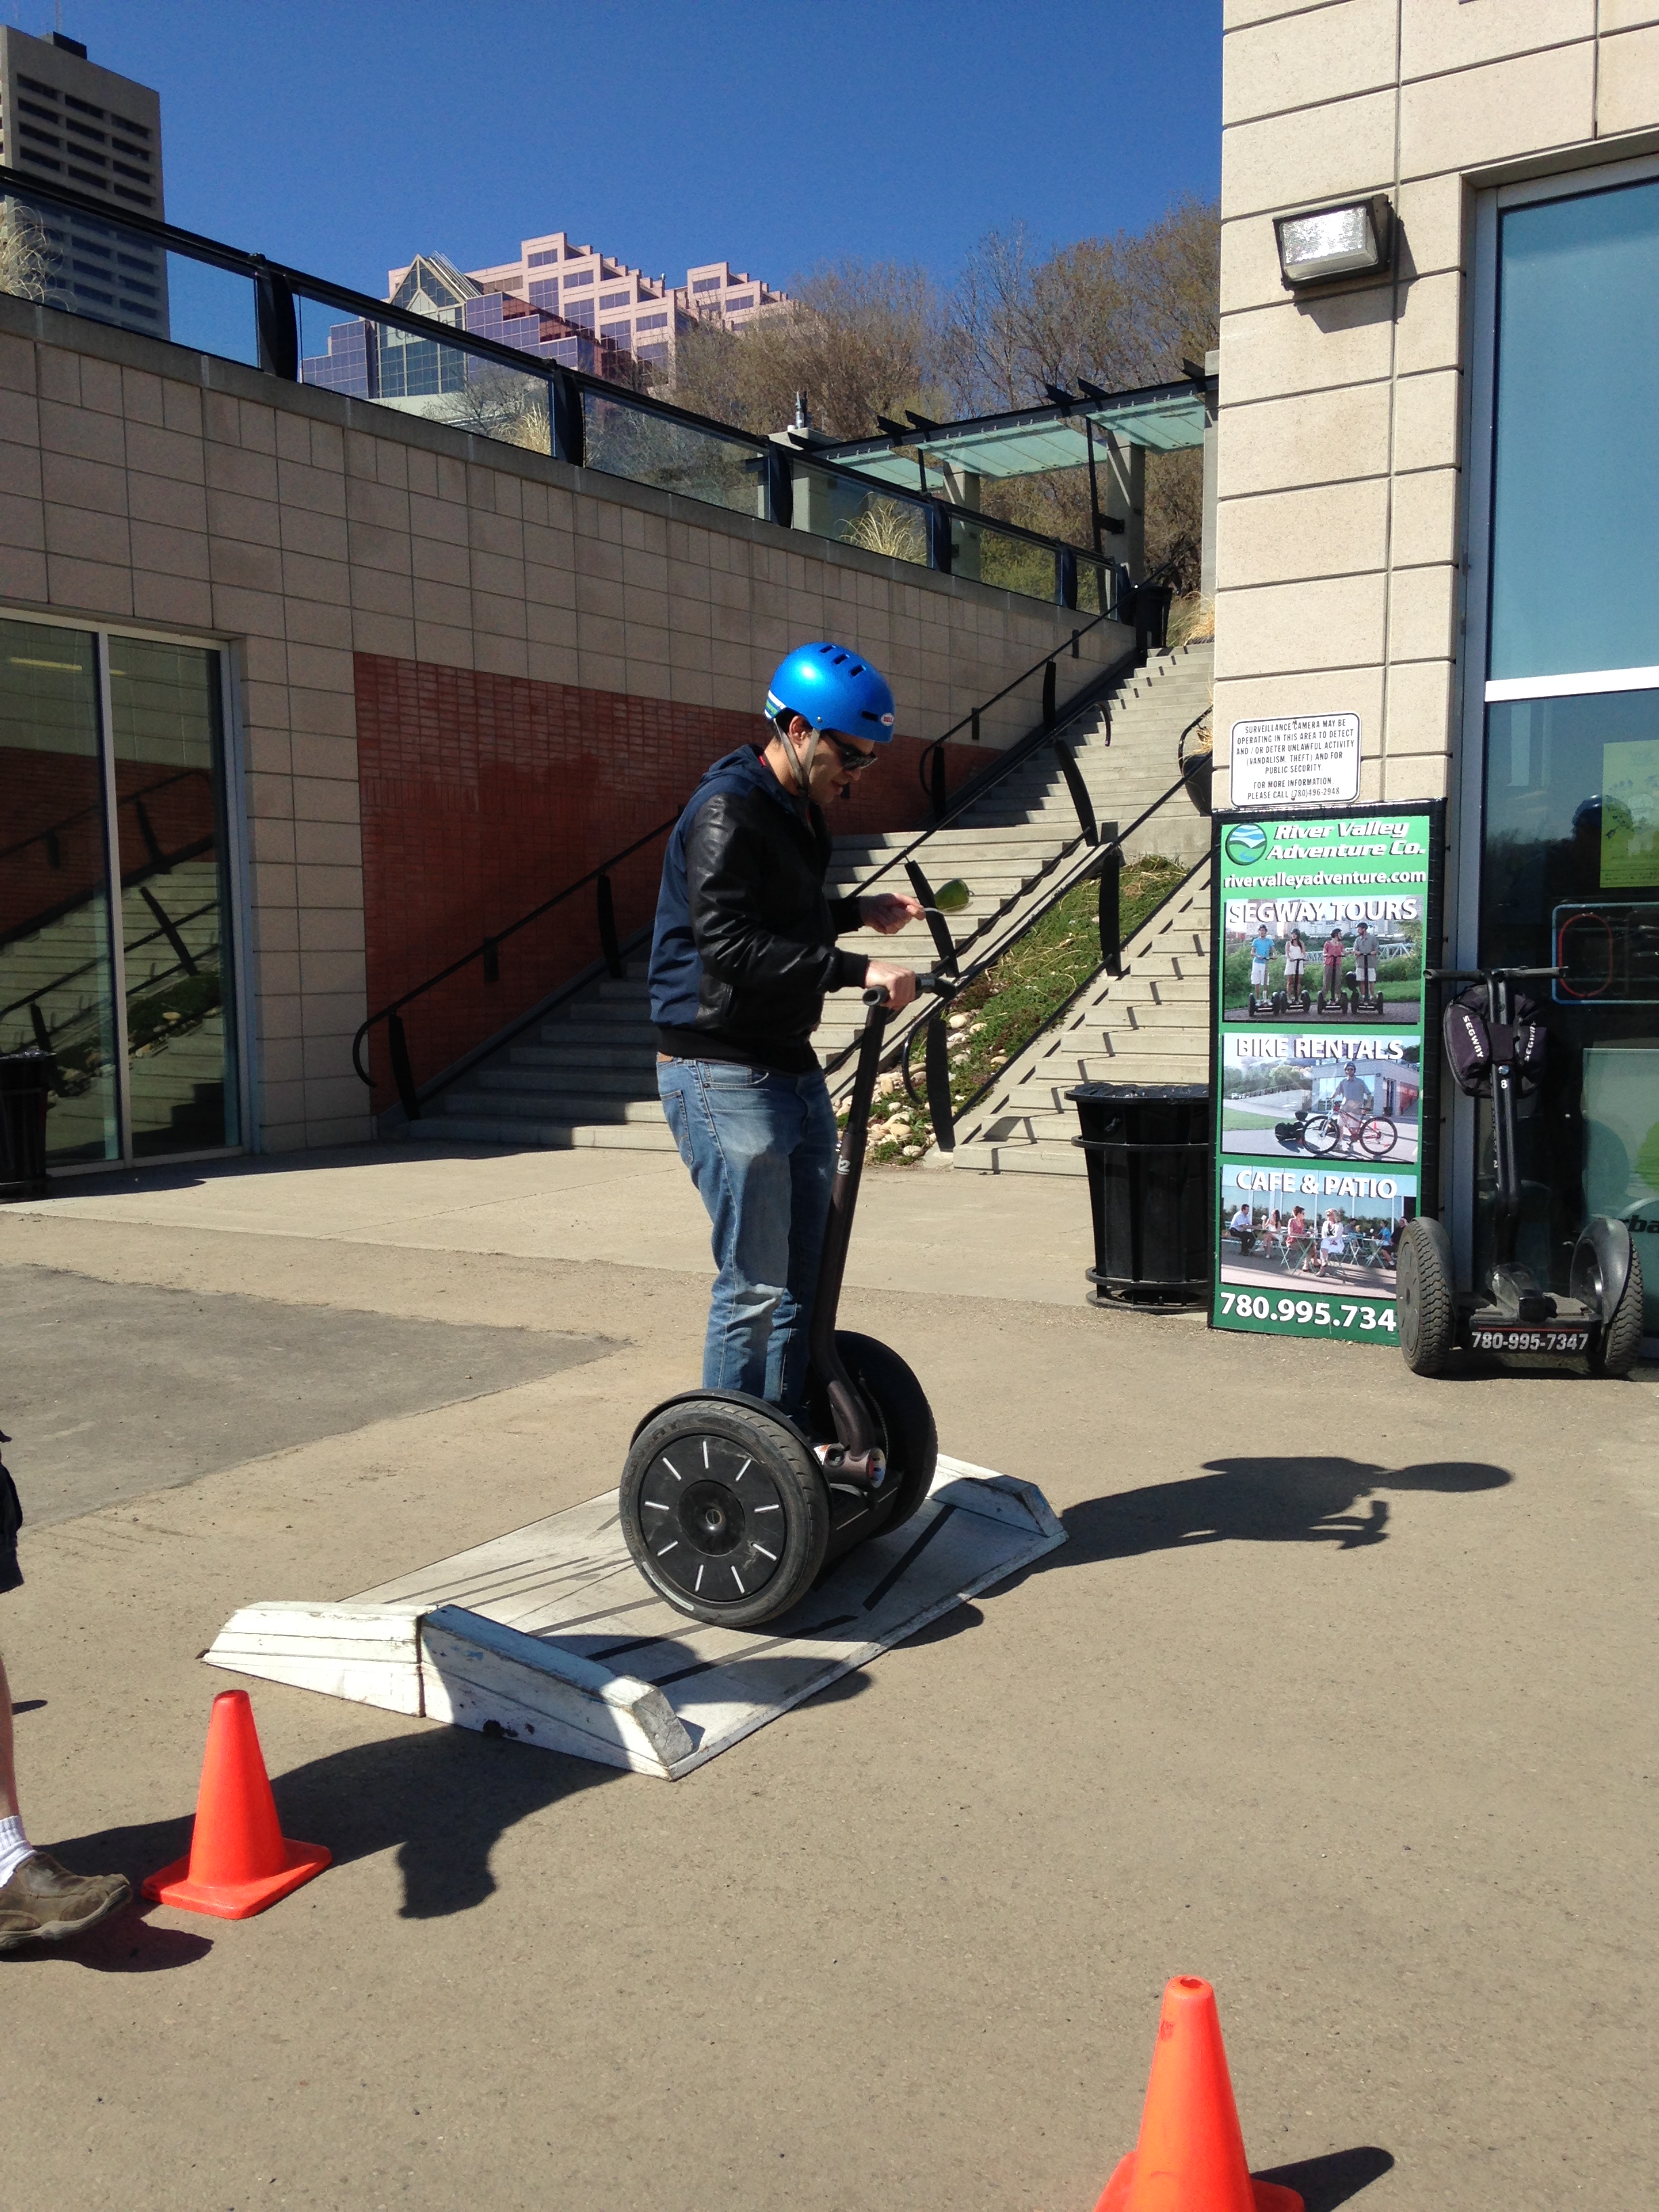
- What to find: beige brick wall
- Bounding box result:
[0,294,1123,1154]
[1214,0,1659,806]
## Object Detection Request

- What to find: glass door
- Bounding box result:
[0,619,121,1165]
[1465,170,1659,1332]
[0,615,241,1168]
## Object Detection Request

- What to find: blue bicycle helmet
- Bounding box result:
[765,641,896,739]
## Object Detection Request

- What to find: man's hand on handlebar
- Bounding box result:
[865,961,918,1008]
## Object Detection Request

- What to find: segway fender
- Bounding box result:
[628,1387,808,1450]
[1570,1215,1634,1322]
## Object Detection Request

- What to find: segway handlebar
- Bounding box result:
[862,970,960,1006]
[1427,965,1564,984]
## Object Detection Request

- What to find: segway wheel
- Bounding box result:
[621,1399,829,1628]
[1580,1230,1646,1378]
[835,1332,938,1532]
[1397,1217,1456,1376]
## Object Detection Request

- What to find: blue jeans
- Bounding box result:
[657,1057,840,1410]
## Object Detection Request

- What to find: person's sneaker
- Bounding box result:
[0,1851,131,1950]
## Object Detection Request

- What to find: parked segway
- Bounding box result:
[1397,965,1645,1377]
[620,966,959,1628]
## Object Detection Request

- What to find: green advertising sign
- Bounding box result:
[1210,803,1443,1344]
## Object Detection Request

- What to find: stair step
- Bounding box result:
[509,1043,657,1071]
[443,1087,665,1125]
[403,1114,677,1152]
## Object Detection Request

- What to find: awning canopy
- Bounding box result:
[812,375,1211,490]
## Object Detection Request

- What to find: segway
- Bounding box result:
[1397,965,1645,1378]
[620,972,955,1628]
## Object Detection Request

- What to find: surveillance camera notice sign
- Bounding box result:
[1210,801,1443,1345]
[1230,713,1361,807]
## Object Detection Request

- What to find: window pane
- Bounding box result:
[107,639,239,1158]
[1491,180,1659,678]
[0,618,121,1166]
[1480,691,1659,1330]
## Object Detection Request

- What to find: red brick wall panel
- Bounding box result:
[354,654,980,1099]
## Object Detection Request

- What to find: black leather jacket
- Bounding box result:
[649,745,869,1073]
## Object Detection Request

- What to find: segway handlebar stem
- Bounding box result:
[808,972,958,1480]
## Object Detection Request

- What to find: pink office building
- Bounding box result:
[388,232,790,371]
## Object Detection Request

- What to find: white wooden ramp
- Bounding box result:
[204,1457,1065,1779]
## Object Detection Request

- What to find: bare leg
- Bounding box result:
[0,1651,16,1821]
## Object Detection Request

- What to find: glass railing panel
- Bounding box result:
[296,293,552,453]
[1076,556,1115,617]
[0,185,258,363]
[582,388,760,514]
[950,511,1059,603]
[790,463,931,568]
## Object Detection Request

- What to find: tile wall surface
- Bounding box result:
[1214,0,1659,808]
[0,293,1123,1151]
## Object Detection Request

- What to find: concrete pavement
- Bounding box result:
[0,1143,1654,2212]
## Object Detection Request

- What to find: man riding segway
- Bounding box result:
[649,642,923,1414]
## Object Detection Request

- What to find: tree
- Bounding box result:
[669,259,945,439]
[663,200,1220,587]
[943,198,1218,590]
[0,200,56,306]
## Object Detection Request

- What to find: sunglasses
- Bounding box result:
[821,734,881,774]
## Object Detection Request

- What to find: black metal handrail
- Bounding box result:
[0,163,1112,603]
[350,811,677,1120]
[856,642,1140,909]
[903,829,1211,1153]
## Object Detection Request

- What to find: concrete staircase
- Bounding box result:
[404,642,1213,1153]
[946,855,1212,1176]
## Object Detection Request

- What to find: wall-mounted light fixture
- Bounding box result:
[1273,196,1395,289]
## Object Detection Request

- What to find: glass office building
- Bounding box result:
[300,253,634,403]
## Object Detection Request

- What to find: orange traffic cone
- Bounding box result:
[1096,1976,1303,2212]
[143,1689,329,1920]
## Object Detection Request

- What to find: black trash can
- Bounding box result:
[0,1050,56,1200]
[1069,1081,1211,1307]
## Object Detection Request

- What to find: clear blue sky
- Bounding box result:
[30,1,1220,295]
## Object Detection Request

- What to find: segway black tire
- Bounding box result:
[1589,1238,1645,1378]
[836,1331,938,1532]
[1397,1216,1456,1376]
[621,1397,830,1629]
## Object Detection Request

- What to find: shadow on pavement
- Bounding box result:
[901,1456,1511,1648]
[1053,1455,1510,1565]
[45,1719,623,1933]
[1255,2145,1395,2209]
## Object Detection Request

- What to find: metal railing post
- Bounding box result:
[253,264,299,380]
[482,937,499,984]
[1099,841,1123,976]
[550,367,585,468]
[924,1008,956,1155]
[386,1010,422,1121]
[762,445,794,529]
[1042,657,1057,731]
[925,501,954,575]
[1052,737,1099,846]
[596,871,624,979]
[1057,546,1078,611]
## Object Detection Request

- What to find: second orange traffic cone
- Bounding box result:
[143,1689,330,1920]
[1095,1976,1303,2212]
